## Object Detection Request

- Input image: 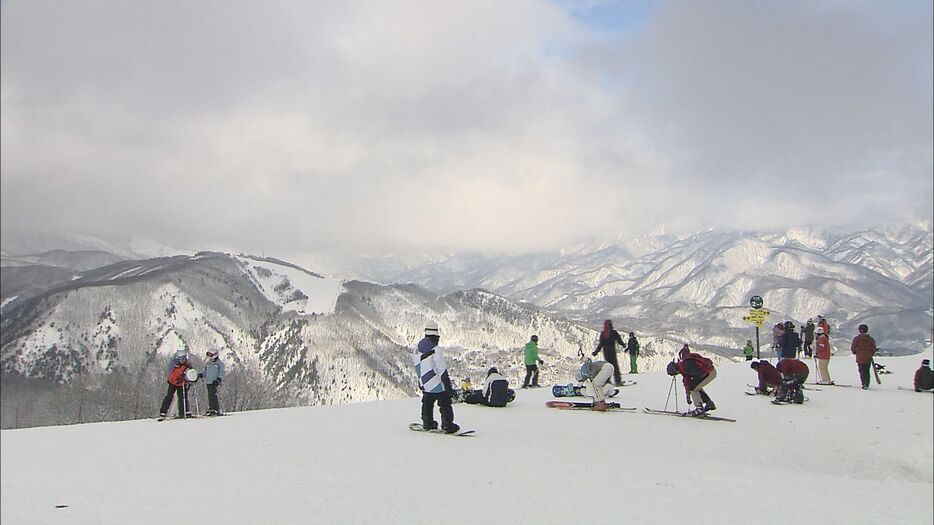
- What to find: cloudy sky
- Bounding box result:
[2,0,931,258]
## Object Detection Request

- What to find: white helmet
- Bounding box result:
[816,327,824,335]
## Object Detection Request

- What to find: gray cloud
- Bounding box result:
[2,0,931,259]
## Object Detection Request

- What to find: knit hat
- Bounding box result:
[425,321,440,337]
[175,350,188,360]
[750,361,760,370]
[922,359,930,367]
[530,335,538,342]
[206,349,219,358]
[858,324,869,333]
[488,367,498,375]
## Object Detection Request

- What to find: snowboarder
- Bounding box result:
[593,320,625,386]
[743,339,755,361]
[413,321,460,433]
[778,321,801,363]
[201,349,226,416]
[480,367,514,407]
[776,358,809,403]
[750,360,781,395]
[814,326,834,385]
[522,335,544,388]
[914,359,934,392]
[578,356,615,411]
[158,350,194,419]
[802,319,816,357]
[668,345,717,415]
[850,324,878,390]
[625,331,640,374]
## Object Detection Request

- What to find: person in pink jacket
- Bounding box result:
[814,327,834,385]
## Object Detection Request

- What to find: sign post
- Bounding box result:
[745,296,767,359]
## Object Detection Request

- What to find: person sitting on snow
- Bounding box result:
[464,367,515,406]
[750,360,781,395]
[915,359,934,392]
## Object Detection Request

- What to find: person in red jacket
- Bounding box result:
[667,344,717,416]
[850,324,877,390]
[750,360,781,395]
[776,358,809,403]
[814,326,834,384]
[158,350,194,419]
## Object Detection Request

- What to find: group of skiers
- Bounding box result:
[158,348,226,420]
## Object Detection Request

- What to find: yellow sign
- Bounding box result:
[743,308,769,328]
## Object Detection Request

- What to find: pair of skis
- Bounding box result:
[546,401,735,422]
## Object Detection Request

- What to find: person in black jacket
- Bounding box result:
[915,359,934,392]
[779,321,801,363]
[593,320,625,386]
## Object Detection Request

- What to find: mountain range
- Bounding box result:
[1,223,931,408]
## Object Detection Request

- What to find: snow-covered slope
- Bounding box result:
[2,350,931,525]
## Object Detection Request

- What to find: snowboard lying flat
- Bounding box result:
[642,408,736,422]
[551,384,623,398]
[545,400,636,411]
[408,423,475,437]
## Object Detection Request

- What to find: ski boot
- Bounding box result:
[591,400,609,412]
[442,423,461,434]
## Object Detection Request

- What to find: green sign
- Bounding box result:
[750,295,764,309]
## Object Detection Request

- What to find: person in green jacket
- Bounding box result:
[522,335,544,388]
[743,340,755,361]
[625,332,640,374]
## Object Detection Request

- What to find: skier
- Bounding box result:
[814,326,834,385]
[914,359,934,392]
[778,321,801,363]
[201,349,226,416]
[593,320,625,386]
[521,334,544,388]
[158,350,194,419]
[667,345,717,415]
[850,324,878,390]
[625,331,640,374]
[750,360,781,395]
[578,356,615,411]
[743,339,755,361]
[802,319,816,357]
[413,321,459,433]
[775,358,809,403]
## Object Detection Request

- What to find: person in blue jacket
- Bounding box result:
[413,321,460,433]
[201,349,226,416]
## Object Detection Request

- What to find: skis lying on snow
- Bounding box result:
[545,401,637,411]
[805,383,852,388]
[408,423,476,437]
[642,408,736,422]
[897,386,934,393]
[771,398,808,405]
[156,413,230,421]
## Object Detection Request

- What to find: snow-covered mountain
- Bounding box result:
[350,224,933,355]
[2,351,931,525]
[1,252,700,408]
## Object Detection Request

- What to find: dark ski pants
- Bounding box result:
[421,391,455,430]
[207,382,221,412]
[858,364,872,388]
[604,352,622,385]
[159,383,190,417]
[522,365,539,387]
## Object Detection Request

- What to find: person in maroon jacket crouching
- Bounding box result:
[775,358,809,404]
[750,360,782,395]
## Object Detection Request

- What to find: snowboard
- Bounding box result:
[771,397,808,405]
[408,423,475,437]
[545,400,636,411]
[551,384,623,398]
[806,382,852,388]
[156,415,207,421]
[642,408,736,422]
[871,358,882,385]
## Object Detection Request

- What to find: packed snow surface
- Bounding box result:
[2,350,931,524]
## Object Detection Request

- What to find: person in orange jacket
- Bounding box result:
[814,326,834,385]
[850,324,877,389]
[158,350,194,419]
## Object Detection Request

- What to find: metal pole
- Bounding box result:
[755,325,761,359]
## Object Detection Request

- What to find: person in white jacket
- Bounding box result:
[412,321,460,433]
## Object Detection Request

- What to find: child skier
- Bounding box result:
[201,349,226,416]
[159,350,194,419]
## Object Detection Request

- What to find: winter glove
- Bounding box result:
[538,359,544,365]
[198,373,204,378]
